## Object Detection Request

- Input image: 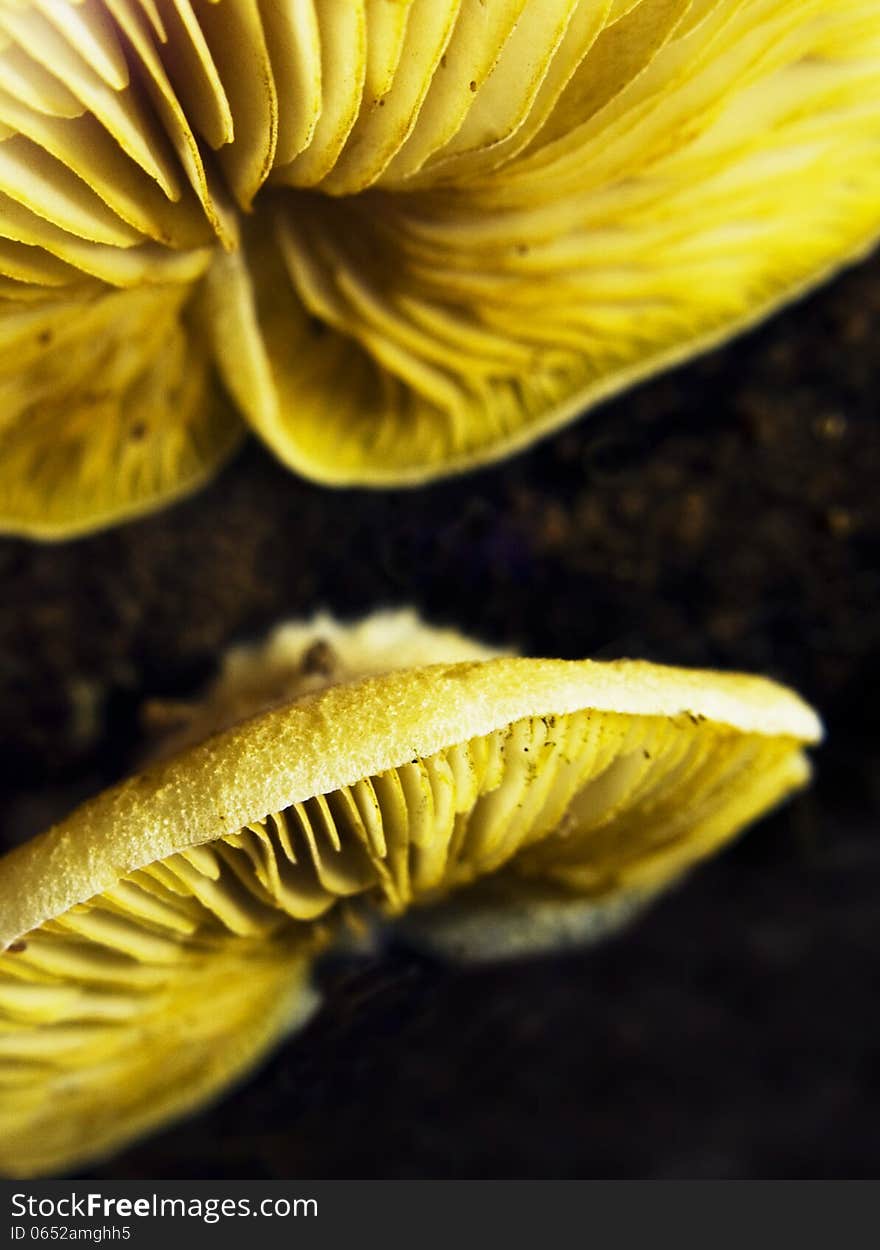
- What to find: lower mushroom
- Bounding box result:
[0,610,822,1177]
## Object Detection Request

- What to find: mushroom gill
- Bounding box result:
[0,610,822,1175]
[0,0,878,535]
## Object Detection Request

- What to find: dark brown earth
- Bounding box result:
[0,252,878,1179]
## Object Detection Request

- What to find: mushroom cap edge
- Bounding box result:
[0,655,823,948]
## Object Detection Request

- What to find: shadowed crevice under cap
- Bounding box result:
[0,611,821,1176]
[1,0,879,535]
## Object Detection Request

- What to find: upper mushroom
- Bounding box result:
[0,610,821,1175]
[1,0,879,536]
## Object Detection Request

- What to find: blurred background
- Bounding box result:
[0,250,877,1179]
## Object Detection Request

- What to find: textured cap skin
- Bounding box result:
[0,613,824,1177]
[0,654,821,949]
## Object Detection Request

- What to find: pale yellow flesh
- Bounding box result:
[0,640,820,1177]
[0,276,244,538]
[0,931,318,1178]
[0,0,878,533]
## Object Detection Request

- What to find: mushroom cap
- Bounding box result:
[1,0,879,534]
[0,619,821,1175]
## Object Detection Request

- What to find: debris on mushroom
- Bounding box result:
[142,609,509,759]
[1,2,878,535]
[0,610,822,1175]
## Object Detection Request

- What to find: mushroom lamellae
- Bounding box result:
[0,1,878,535]
[0,611,822,1176]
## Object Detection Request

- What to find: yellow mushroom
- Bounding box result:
[0,1,878,536]
[0,610,821,1176]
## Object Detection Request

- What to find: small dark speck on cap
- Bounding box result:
[301,639,338,678]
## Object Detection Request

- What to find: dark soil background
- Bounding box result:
[1,253,878,1178]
